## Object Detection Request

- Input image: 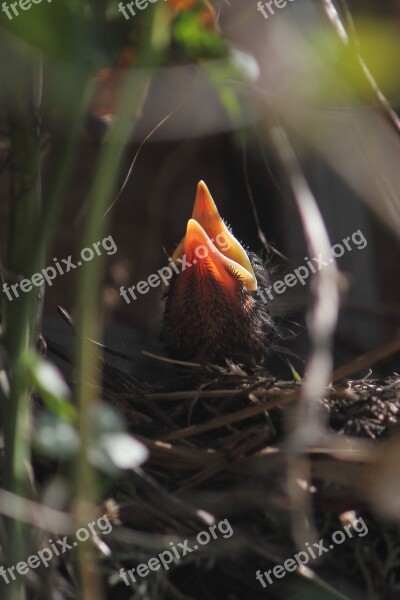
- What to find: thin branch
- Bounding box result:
[103,69,201,219]
[162,390,298,441]
[241,133,289,261]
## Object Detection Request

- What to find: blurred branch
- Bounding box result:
[271,126,340,553]
[0,489,73,533]
[271,127,339,443]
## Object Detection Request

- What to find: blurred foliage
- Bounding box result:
[172,9,225,59]
[312,20,400,102]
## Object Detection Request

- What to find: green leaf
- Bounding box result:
[287,360,302,382]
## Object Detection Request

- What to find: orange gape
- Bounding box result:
[161,181,276,366]
[170,181,257,293]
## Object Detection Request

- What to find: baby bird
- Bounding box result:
[161,181,276,367]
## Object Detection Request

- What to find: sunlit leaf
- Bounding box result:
[287,360,302,382]
[25,351,77,422]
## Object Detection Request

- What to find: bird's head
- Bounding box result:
[161,181,275,367]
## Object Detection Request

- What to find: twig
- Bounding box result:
[332,337,400,382]
[145,385,296,402]
[142,350,205,369]
[103,70,201,218]
[162,390,298,441]
[241,137,285,259]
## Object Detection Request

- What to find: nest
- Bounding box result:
[43,323,400,600]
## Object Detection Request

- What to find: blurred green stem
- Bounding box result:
[0,43,43,600]
[73,8,161,599]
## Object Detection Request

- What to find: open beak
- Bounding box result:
[171,181,257,291]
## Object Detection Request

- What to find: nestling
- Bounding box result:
[161,181,276,367]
